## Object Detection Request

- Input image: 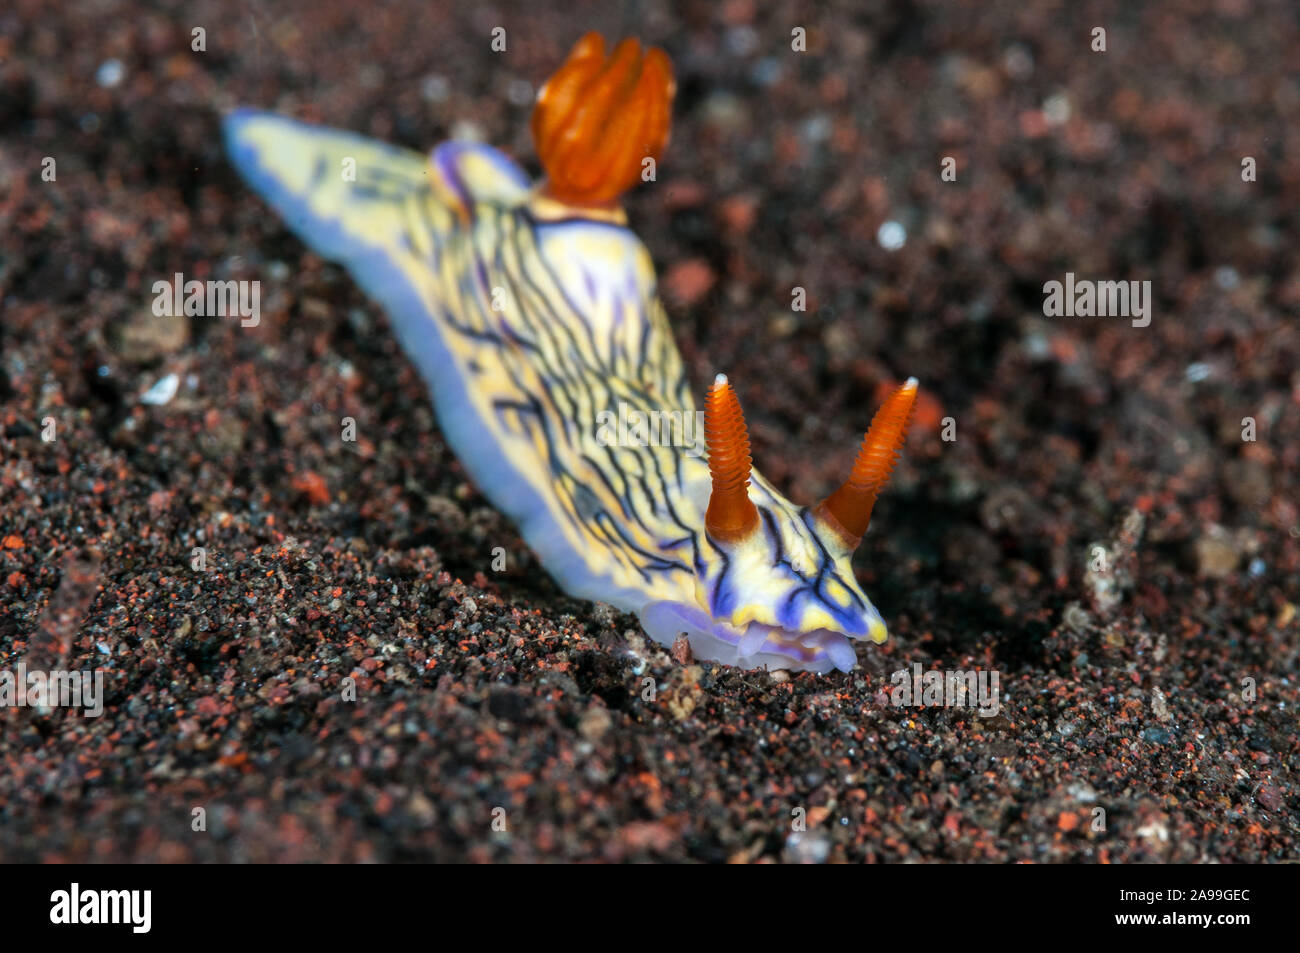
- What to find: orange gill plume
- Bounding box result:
[704,374,760,542]
[531,32,675,207]
[816,378,919,546]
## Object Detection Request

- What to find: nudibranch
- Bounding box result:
[224,33,917,673]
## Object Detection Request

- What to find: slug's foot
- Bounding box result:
[640,601,864,674]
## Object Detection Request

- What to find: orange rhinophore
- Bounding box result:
[531,31,675,207]
[817,378,918,545]
[704,374,760,542]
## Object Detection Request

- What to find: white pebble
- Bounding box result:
[140,373,179,406]
[877,220,907,251]
[96,59,125,88]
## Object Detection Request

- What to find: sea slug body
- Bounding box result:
[224,33,917,673]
